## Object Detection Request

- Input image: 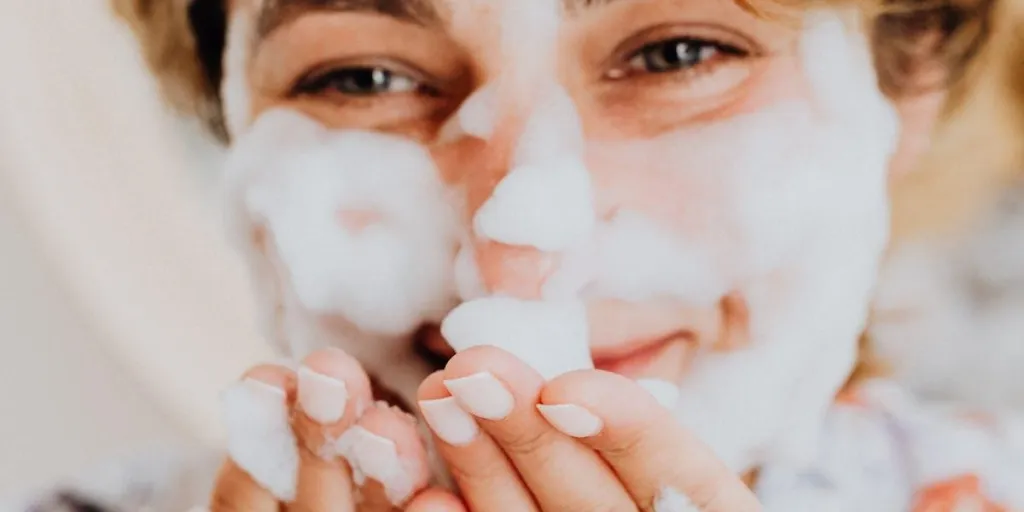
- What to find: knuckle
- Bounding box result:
[445,450,506,486]
[601,423,653,461]
[500,425,559,459]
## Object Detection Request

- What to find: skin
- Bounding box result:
[210,0,951,509]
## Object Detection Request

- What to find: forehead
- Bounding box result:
[253,0,621,37]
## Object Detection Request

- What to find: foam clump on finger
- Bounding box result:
[654,487,702,512]
[221,379,300,502]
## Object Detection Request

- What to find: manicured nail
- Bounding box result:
[419,397,479,446]
[537,404,603,438]
[221,379,299,502]
[637,379,680,409]
[335,426,415,505]
[297,366,349,424]
[443,372,514,420]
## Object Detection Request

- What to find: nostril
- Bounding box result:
[336,208,384,233]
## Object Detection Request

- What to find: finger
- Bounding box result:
[291,348,376,511]
[441,346,636,510]
[340,401,433,508]
[417,371,538,511]
[292,347,431,510]
[539,371,762,512]
[405,488,469,512]
[214,365,298,510]
[209,459,280,512]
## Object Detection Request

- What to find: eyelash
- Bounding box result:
[292,65,433,98]
[607,37,747,81]
[290,36,747,100]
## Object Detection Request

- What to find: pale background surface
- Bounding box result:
[0,0,274,497]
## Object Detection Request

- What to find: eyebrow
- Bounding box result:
[256,0,443,39]
[256,0,625,41]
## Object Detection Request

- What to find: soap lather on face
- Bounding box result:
[221,0,900,478]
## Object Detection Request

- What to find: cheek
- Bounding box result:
[584,101,820,261]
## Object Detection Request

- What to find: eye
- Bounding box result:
[611,38,746,78]
[293,66,426,97]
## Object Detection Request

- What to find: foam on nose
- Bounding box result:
[473,86,596,253]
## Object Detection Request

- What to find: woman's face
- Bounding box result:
[222,0,927,467]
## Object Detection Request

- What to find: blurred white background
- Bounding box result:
[0,1,275,497]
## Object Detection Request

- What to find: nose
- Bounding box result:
[436,85,596,299]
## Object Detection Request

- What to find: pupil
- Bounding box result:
[645,40,701,72]
[346,68,390,93]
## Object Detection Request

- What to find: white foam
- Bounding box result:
[511,86,586,167]
[453,243,488,301]
[334,426,417,505]
[653,487,700,512]
[222,379,299,501]
[455,84,498,140]
[234,112,460,336]
[441,296,593,380]
[600,9,895,472]
[588,210,727,305]
[474,156,596,251]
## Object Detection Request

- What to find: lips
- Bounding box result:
[591,332,694,377]
[417,297,726,381]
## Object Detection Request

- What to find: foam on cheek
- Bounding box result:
[662,11,895,472]
[588,210,728,305]
[230,110,460,336]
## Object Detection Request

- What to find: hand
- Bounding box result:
[416,346,764,511]
[208,348,454,511]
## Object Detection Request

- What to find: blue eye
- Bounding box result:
[625,38,745,75]
[295,66,421,96]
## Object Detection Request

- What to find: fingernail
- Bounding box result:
[335,426,415,505]
[419,397,479,446]
[297,366,349,424]
[637,379,679,409]
[536,404,603,438]
[443,372,514,420]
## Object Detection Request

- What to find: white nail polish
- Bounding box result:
[419,397,479,446]
[297,366,349,424]
[335,426,415,505]
[444,372,515,420]
[637,379,680,409]
[654,486,700,512]
[537,404,603,438]
[221,379,299,502]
